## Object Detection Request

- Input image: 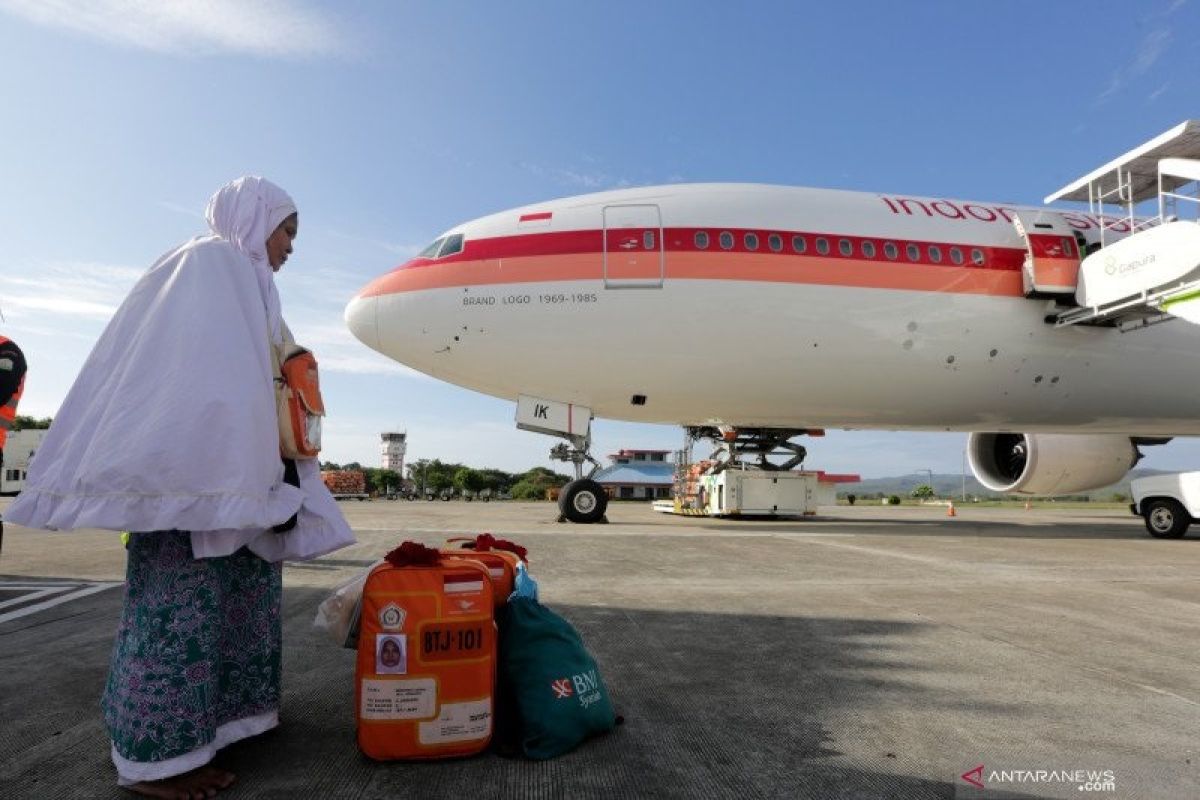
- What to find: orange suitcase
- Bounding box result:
[443,535,526,606]
[356,545,495,760]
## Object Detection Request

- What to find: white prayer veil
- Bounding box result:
[205,176,296,343]
[8,175,354,561]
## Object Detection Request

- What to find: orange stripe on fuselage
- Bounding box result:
[359,250,1025,298]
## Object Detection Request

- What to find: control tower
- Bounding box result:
[381,432,407,474]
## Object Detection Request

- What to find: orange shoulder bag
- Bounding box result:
[273,340,324,459]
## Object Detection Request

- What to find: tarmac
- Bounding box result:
[1,497,1199,799]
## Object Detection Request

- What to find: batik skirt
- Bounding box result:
[101,530,282,784]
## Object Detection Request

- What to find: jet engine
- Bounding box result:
[966,433,1139,496]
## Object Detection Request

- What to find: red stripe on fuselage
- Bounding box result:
[358,227,1027,298]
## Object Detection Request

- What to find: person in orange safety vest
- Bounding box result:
[0,335,28,551]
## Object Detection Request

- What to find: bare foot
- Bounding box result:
[125,765,236,800]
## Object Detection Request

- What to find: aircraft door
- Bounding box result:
[1012,211,1081,297]
[603,204,664,289]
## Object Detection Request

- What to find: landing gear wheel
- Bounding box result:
[558,479,608,524]
[1144,498,1190,538]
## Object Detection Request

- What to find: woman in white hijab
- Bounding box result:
[7,176,355,797]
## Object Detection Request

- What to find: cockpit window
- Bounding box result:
[417,237,445,258]
[414,234,466,260]
[438,234,464,258]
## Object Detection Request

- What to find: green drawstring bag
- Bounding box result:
[498,566,617,759]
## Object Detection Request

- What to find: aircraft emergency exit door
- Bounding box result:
[603,204,664,289]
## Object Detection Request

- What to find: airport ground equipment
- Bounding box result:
[1044,120,1200,331]
[658,426,849,517]
[321,469,369,501]
[515,394,608,524]
[1130,472,1200,539]
[693,468,822,517]
[356,543,495,760]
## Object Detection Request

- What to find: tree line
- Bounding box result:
[318,458,571,500]
[13,416,53,430]
[13,418,570,500]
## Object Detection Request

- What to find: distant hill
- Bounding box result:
[839,468,1174,500]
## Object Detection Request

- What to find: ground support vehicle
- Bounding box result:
[1130,472,1200,538]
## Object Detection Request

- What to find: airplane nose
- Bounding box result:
[344,293,379,352]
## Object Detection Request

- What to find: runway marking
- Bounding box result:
[0,581,122,624]
[790,537,964,566]
[353,527,858,539]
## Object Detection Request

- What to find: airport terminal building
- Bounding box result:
[1,429,46,495]
[593,448,674,500]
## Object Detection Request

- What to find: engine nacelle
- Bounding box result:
[967,433,1138,496]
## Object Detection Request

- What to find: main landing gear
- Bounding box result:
[685,426,811,472]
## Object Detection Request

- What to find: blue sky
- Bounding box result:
[2,0,1199,478]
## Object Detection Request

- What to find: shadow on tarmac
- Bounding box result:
[650,514,1167,542]
[0,580,1039,799]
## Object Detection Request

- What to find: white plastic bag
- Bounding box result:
[313,562,378,647]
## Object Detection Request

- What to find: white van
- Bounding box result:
[1129,472,1200,538]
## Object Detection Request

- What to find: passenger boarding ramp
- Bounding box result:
[1044,120,1200,330]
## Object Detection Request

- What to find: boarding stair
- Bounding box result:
[1039,120,1200,331]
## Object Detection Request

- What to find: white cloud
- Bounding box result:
[324,230,423,257]
[3,295,118,318]
[157,200,204,218]
[513,160,632,191]
[287,318,431,378]
[1,261,143,322]
[1130,28,1171,74]
[1095,27,1172,104]
[0,0,352,58]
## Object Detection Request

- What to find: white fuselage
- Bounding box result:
[346,183,1200,435]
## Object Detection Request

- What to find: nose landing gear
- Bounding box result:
[514,394,608,524]
[549,439,608,524]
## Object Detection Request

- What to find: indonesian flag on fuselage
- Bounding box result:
[518,211,552,227]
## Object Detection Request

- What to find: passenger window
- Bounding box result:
[791,235,807,253]
[928,245,942,263]
[906,243,920,261]
[695,231,710,249]
[816,237,830,255]
[838,239,852,256]
[644,231,655,250]
[745,232,759,251]
[862,241,876,258]
[768,233,783,252]
[437,234,464,258]
[884,242,898,260]
[950,246,964,264]
[971,248,985,266]
[719,231,734,250]
[417,237,445,258]
[1062,236,1075,257]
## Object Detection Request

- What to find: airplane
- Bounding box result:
[345,120,1200,525]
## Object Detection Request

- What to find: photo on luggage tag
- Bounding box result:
[376,634,408,674]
